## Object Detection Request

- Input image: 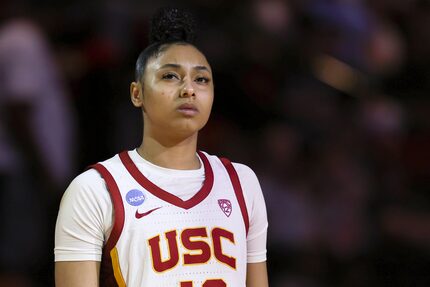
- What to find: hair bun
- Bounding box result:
[149,7,196,44]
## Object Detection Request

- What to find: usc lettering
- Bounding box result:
[180,279,227,286]
[182,228,211,265]
[148,230,180,272]
[148,227,236,273]
[212,228,236,269]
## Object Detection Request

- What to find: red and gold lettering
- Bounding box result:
[181,279,227,286]
[182,227,211,265]
[149,227,236,274]
[203,279,227,286]
[212,228,236,269]
[148,230,179,272]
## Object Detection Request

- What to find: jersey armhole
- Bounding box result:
[90,163,125,252]
[219,158,250,237]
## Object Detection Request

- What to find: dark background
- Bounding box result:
[0,0,429,286]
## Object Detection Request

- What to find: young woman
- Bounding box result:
[55,8,268,287]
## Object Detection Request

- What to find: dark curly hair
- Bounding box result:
[135,7,197,82]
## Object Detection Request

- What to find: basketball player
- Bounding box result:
[55,8,268,287]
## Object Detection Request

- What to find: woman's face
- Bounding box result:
[131,44,214,141]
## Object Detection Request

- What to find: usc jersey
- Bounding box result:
[55,150,267,287]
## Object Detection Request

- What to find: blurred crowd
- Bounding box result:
[0,0,429,286]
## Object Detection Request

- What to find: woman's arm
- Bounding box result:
[247,261,269,287]
[55,261,100,287]
[55,171,111,286]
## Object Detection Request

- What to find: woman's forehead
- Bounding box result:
[149,44,211,70]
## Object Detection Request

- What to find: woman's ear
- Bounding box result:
[130,81,144,108]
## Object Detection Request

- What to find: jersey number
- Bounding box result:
[180,279,227,286]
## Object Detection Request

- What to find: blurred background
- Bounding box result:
[0,0,429,286]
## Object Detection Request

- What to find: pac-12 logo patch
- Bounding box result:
[126,189,146,206]
[218,199,232,217]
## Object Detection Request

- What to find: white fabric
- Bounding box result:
[55,150,268,273]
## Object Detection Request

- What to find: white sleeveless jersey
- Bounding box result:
[92,151,250,287]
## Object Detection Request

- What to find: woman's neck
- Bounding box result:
[137,133,200,170]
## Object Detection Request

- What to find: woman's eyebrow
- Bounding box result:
[194,65,210,72]
[158,63,210,72]
[158,63,181,70]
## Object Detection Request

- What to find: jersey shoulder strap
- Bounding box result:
[89,163,125,250]
[219,157,250,236]
[89,162,126,287]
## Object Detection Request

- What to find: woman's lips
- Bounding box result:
[177,103,199,116]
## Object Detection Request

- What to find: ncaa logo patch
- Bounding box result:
[126,189,146,206]
[218,199,232,217]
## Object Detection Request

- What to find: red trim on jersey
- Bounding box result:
[90,163,125,253]
[220,158,250,236]
[90,163,125,287]
[119,150,214,210]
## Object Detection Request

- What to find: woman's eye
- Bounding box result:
[195,77,210,83]
[162,73,179,80]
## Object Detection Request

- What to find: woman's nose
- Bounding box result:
[180,81,195,98]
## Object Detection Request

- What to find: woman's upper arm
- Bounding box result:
[55,261,100,287]
[233,164,269,286]
[54,171,110,286]
[55,170,112,262]
[247,261,269,287]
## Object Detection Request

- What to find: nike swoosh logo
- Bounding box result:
[135,207,162,219]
